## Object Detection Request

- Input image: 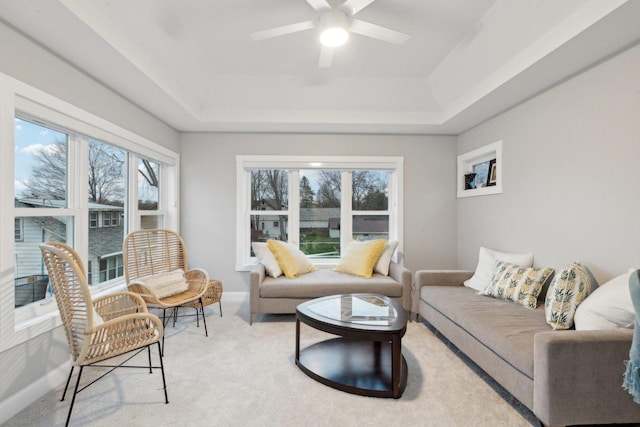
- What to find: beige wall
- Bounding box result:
[179,133,458,292]
[457,43,640,283]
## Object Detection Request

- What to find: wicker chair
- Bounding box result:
[123,229,209,353]
[40,242,167,427]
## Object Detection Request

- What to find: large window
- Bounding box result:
[236,156,403,270]
[1,72,179,352]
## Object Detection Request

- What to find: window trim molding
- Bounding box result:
[235,155,404,271]
[0,71,180,353]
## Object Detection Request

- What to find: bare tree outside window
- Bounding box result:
[250,170,288,248]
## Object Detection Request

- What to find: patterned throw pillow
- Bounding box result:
[480,261,554,309]
[545,262,594,330]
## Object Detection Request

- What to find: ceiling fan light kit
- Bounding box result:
[248,0,410,68]
[318,10,350,47]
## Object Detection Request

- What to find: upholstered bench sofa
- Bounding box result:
[413,264,640,427]
[250,261,412,325]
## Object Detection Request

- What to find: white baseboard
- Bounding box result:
[219,291,247,303]
[0,359,71,425]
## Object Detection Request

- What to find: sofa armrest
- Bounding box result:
[389,261,412,314]
[534,329,638,426]
[249,264,266,324]
[412,270,474,317]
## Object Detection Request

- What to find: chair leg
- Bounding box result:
[195,305,200,327]
[61,365,74,401]
[157,342,169,404]
[219,300,223,317]
[147,345,153,373]
[65,366,83,427]
[200,297,208,337]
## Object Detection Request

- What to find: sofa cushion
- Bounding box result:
[545,262,595,330]
[260,269,402,299]
[421,285,548,379]
[267,239,315,279]
[333,239,386,278]
[480,261,554,309]
[464,247,534,291]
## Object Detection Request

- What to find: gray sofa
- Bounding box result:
[249,261,412,324]
[413,270,640,427]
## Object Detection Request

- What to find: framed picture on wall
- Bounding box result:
[487,159,497,186]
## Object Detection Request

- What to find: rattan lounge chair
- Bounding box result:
[40,242,167,427]
[123,229,209,354]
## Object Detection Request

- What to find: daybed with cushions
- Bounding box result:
[250,239,412,324]
[413,247,640,427]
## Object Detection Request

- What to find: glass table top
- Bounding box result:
[306,294,397,326]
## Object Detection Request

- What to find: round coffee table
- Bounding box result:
[295,293,408,398]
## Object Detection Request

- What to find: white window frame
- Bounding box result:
[235,155,403,271]
[0,72,180,352]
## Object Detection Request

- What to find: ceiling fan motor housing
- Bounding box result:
[318,9,350,47]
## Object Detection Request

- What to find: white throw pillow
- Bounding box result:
[574,269,636,330]
[252,242,283,278]
[374,240,399,276]
[464,247,534,292]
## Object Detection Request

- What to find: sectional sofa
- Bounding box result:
[413,269,640,426]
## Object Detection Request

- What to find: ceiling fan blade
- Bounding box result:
[249,21,315,41]
[318,45,334,68]
[341,0,376,15]
[350,19,410,45]
[305,0,331,11]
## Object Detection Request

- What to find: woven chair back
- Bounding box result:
[40,242,95,363]
[123,229,189,282]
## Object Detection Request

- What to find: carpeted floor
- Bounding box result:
[5,298,538,427]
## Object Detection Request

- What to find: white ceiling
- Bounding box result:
[1,0,639,134]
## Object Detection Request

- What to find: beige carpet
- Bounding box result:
[5,298,535,427]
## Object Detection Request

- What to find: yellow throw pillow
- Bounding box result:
[333,239,387,278]
[266,240,315,279]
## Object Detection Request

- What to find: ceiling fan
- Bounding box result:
[249,0,410,68]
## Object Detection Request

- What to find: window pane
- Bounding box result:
[14,118,68,207]
[141,215,164,229]
[138,158,160,210]
[250,214,287,251]
[352,170,389,211]
[352,215,389,241]
[299,170,340,258]
[88,140,125,286]
[14,216,73,307]
[250,170,288,210]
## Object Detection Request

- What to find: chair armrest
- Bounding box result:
[533,329,636,426]
[249,264,266,317]
[185,268,209,296]
[93,291,148,321]
[412,270,474,318]
[83,312,164,364]
[389,262,412,314]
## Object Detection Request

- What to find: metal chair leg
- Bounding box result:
[61,366,74,401]
[147,345,153,373]
[157,342,169,404]
[219,300,223,317]
[200,297,208,337]
[65,366,83,427]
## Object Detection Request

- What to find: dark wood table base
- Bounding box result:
[296,337,408,398]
